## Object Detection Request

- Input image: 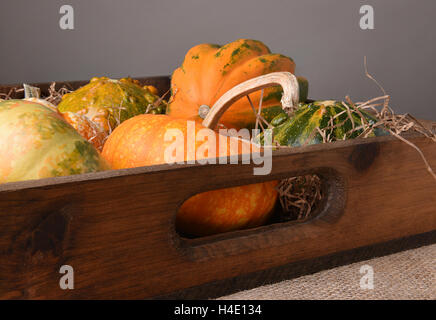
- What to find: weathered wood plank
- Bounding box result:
[0,133,434,299]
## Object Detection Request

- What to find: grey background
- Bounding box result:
[0,0,435,119]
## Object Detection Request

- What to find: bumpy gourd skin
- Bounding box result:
[0,100,110,183]
[258,100,387,147]
[58,77,167,134]
[168,39,296,130]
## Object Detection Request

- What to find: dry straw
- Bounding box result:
[276,174,322,221]
[0,86,24,100]
[45,82,73,105]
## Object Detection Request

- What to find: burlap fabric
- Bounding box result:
[218,244,435,300]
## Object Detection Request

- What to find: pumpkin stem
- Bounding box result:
[202,72,299,129]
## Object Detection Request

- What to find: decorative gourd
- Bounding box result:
[20,84,107,151]
[62,112,107,151]
[102,72,300,237]
[0,100,110,183]
[258,100,386,147]
[57,76,167,138]
[168,39,299,130]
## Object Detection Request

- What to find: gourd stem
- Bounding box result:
[202,72,299,129]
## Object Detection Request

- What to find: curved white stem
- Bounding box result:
[202,72,299,129]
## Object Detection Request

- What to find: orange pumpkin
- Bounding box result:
[102,114,277,236]
[167,39,295,129]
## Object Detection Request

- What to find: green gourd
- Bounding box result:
[258,100,386,147]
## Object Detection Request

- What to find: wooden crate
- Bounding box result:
[0,76,435,299]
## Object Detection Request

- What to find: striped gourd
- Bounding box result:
[259,100,386,147]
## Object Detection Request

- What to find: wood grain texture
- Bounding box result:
[0,76,435,299]
[159,230,436,299]
[0,132,435,299]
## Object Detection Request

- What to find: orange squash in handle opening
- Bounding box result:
[102,114,277,236]
[102,72,299,237]
[168,39,296,130]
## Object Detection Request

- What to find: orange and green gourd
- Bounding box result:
[167,39,298,130]
[0,100,110,183]
[57,76,167,141]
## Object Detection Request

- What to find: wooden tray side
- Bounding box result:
[0,133,435,299]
